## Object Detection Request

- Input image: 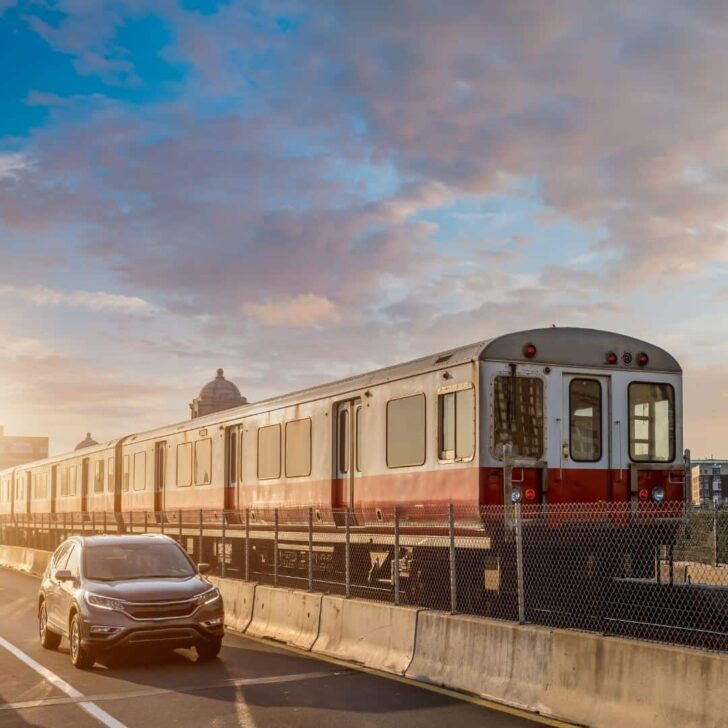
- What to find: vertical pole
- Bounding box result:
[245,508,250,582]
[515,502,526,624]
[714,502,719,567]
[449,503,457,615]
[178,508,182,546]
[274,508,279,587]
[143,510,148,534]
[345,507,351,598]
[393,507,400,606]
[308,507,314,592]
[160,511,165,535]
[63,512,67,542]
[199,509,203,565]
[33,513,36,549]
[91,511,95,536]
[221,511,227,578]
[103,511,107,535]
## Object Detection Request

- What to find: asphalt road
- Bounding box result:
[0,567,546,728]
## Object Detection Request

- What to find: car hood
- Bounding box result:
[84,575,212,602]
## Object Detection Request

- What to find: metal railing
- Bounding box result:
[2,502,728,652]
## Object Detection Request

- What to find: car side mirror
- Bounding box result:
[55,570,74,582]
[197,563,211,575]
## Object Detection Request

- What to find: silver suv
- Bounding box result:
[38,534,224,669]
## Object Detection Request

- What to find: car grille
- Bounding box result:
[125,600,197,620]
[126,628,198,643]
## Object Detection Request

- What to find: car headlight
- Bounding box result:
[193,588,221,607]
[85,592,126,612]
[651,486,666,503]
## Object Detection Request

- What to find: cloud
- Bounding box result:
[0,153,28,180]
[245,294,342,327]
[0,285,155,314]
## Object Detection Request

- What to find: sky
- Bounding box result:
[1,0,728,456]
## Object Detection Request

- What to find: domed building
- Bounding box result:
[74,432,98,451]
[190,368,247,419]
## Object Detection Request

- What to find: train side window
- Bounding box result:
[61,468,69,497]
[629,382,675,463]
[387,394,426,468]
[569,379,602,462]
[438,385,475,461]
[122,455,130,492]
[107,457,115,493]
[492,376,544,459]
[133,452,146,491]
[195,439,212,485]
[258,424,281,480]
[69,465,77,496]
[286,418,312,478]
[94,460,105,494]
[177,443,192,487]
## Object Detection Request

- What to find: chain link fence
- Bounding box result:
[2,502,728,652]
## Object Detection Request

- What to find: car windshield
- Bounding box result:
[84,543,196,581]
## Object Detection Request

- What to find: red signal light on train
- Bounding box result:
[523,343,537,358]
[638,488,649,501]
[637,352,649,367]
[525,488,536,501]
[606,351,618,365]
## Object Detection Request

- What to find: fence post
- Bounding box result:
[515,501,526,624]
[345,507,351,598]
[178,508,182,545]
[714,502,719,567]
[160,511,165,535]
[245,508,250,582]
[143,510,148,534]
[394,507,400,606]
[198,509,203,565]
[102,511,107,535]
[449,503,457,614]
[308,507,314,592]
[274,509,279,587]
[221,511,226,578]
[33,513,37,549]
[91,511,95,536]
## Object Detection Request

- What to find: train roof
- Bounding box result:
[2,327,681,466]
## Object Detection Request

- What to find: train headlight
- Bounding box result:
[651,486,666,503]
[511,487,522,503]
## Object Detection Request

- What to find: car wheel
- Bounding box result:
[38,601,61,650]
[69,614,95,669]
[196,638,222,661]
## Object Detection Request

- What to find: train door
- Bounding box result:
[25,472,31,515]
[225,426,241,512]
[561,374,611,501]
[154,441,166,514]
[81,459,89,513]
[334,399,362,512]
[51,465,57,514]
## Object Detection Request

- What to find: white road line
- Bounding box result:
[0,635,128,728]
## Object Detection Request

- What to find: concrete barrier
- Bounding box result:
[0,545,49,577]
[405,609,728,728]
[405,611,551,712]
[208,576,256,632]
[247,585,323,650]
[312,596,420,675]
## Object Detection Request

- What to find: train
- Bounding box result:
[0,327,689,614]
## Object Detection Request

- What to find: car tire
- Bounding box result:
[69,614,95,669]
[38,601,61,651]
[196,638,222,661]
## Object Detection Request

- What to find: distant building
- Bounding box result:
[74,432,99,451]
[0,426,49,470]
[691,459,728,506]
[190,368,247,419]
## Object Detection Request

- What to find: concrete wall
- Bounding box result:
[208,576,256,632]
[247,585,322,650]
[406,609,728,728]
[312,595,420,675]
[0,545,50,577]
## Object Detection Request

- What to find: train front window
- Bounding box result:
[569,379,602,462]
[493,376,544,459]
[629,382,675,462]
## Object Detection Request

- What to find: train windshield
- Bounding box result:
[84,543,195,581]
[629,382,675,462]
[493,375,544,459]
